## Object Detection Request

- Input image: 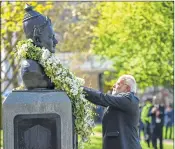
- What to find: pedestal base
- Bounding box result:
[14,113,61,149]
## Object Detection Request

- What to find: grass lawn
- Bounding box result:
[84,134,174,149]
[84,125,174,149]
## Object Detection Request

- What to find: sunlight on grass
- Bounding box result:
[83,124,174,149]
[93,124,102,133]
[140,141,173,149]
[84,135,102,149]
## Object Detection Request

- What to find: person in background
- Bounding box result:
[165,104,174,139]
[149,102,165,149]
[141,97,153,148]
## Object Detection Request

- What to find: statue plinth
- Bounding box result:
[3,90,76,149]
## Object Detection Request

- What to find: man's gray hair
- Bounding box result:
[118,75,137,93]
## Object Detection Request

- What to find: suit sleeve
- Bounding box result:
[83,87,134,111]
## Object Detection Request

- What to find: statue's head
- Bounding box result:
[23,4,58,53]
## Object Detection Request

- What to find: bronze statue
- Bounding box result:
[21,4,58,89]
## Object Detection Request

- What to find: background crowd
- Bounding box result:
[139,97,174,149]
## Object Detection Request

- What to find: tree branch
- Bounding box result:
[2,59,15,78]
[2,68,19,93]
[1,52,13,64]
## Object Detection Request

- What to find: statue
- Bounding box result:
[21,4,58,89]
[10,5,94,148]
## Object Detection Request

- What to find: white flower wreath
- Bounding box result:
[16,39,95,148]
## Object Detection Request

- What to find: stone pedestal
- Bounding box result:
[2,90,74,149]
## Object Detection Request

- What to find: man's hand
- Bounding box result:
[151,107,157,113]
[156,110,160,117]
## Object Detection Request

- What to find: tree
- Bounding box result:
[91,2,174,90]
[1,2,53,93]
[47,2,98,52]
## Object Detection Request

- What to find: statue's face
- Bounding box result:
[39,24,58,53]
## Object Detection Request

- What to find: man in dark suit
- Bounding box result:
[83,75,142,149]
[149,103,165,149]
[165,104,174,139]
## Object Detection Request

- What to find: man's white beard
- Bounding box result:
[112,90,118,95]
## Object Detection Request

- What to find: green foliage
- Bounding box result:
[83,125,174,149]
[48,2,98,52]
[1,2,53,39]
[91,2,174,89]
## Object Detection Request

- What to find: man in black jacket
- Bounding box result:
[149,103,165,149]
[83,75,142,149]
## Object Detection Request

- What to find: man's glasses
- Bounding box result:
[113,84,117,88]
[112,81,129,89]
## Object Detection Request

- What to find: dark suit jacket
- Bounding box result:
[148,105,165,131]
[83,87,142,149]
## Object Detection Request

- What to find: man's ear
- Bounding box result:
[33,27,42,43]
[33,35,42,47]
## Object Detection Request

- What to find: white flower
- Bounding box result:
[49,57,55,64]
[17,48,27,59]
[79,87,84,92]
[27,38,33,43]
[46,58,53,65]
[21,44,28,50]
[80,93,85,100]
[55,76,61,81]
[39,59,46,66]
[51,55,60,64]
[56,68,62,75]
[42,48,50,60]
[52,63,57,69]
[73,90,78,96]
[70,87,79,96]
[76,77,85,85]
[72,84,78,90]
[59,70,67,76]
[65,77,72,84]
[16,39,95,146]
[17,49,22,56]
[86,119,95,127]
